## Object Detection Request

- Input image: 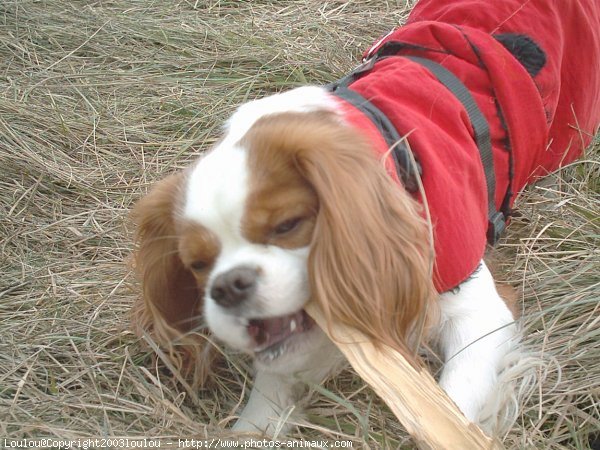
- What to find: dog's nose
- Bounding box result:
[210,266,258,308]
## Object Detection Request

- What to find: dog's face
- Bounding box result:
[132,87,435,378]
[181,112,320,368]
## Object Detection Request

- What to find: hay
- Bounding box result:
[0,1,597,448]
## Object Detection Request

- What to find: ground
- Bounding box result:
[1,1,598,448]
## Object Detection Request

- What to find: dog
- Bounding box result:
[131,0,600,437]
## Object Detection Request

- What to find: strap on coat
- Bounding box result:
[326,62,422,193]
[404,56,505,245]
[325,44,506,245]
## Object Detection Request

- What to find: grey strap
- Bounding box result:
[329,86,421,193]
[404,55,505,245]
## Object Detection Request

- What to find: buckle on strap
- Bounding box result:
[487,211,506,246]
[327,57,377,92]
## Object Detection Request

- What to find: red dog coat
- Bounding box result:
[331,0,600,292]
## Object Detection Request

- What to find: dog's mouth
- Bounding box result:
[247,310,315,361]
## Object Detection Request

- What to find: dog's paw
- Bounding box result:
[232,414,292,438]
[231,418,263,434]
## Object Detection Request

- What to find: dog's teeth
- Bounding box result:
[290,319,297,332]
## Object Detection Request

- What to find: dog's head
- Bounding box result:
[131,87,435,381]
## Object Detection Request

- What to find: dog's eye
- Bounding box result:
[190,260,209,272]
[273,217,303,236]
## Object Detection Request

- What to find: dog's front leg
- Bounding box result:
[232,370,302,436]
[233,331,344,436]
[437,261,517,424]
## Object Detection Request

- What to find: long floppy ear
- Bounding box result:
[130,172,215,386]
[289,113,437,361]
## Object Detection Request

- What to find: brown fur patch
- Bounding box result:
[495,282,520,319]
[178,220,221,277]
[242,119,319,249]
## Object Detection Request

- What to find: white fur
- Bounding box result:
[182,86,520,436]
[185,143,248,243]
[234,331,344,435]
[222,86,337,147]
[437,262,517,424]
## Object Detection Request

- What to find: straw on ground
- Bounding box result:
[1,1,598,448]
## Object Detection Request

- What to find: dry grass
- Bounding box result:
[0,1,598,448]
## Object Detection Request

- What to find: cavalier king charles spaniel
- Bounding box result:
[130,0,600,438]
[131,86,518,434]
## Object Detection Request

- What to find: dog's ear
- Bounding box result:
[130,172,215,386]
[288,114,437,360]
